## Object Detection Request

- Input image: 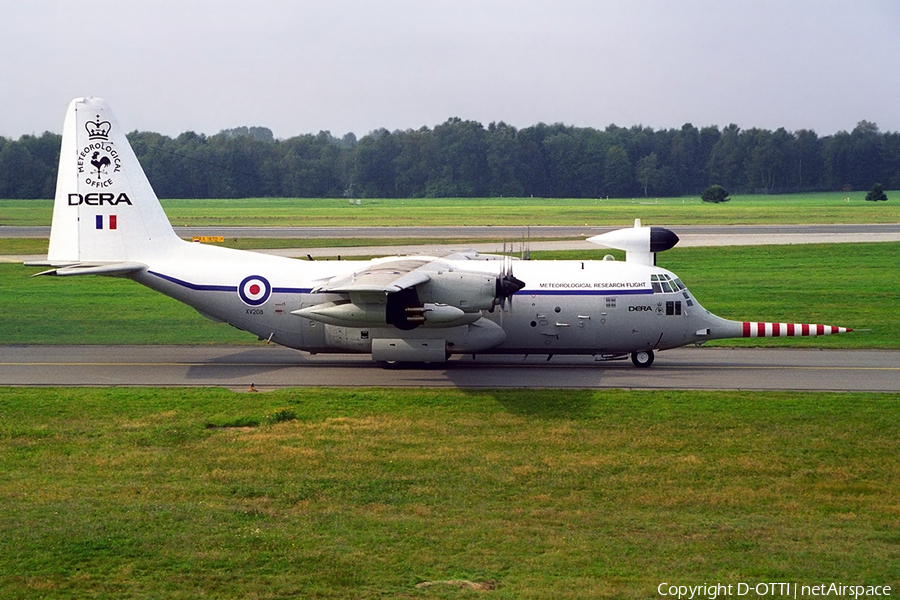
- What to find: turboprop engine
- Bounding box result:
[294,257,525,331]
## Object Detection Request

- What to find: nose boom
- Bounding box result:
[739,321,851,337]
[704,316,852,341]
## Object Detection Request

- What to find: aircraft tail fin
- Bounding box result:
[46,97,183,264]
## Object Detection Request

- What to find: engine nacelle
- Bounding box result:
[417,269,497,311]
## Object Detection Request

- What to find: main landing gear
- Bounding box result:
[631,349,654,368]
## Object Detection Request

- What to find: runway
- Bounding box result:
[4,223,899,262]
[2,345,898,392]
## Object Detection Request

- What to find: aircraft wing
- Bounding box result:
[312,258,433,294]
[298,255,523,330]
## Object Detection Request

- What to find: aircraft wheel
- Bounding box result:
[631,350,654,368]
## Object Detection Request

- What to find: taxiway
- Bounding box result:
[1,345,897,392]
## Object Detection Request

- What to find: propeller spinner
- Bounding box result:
[494,259,525,309]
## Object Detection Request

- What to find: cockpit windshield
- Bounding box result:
[650,273,686,294]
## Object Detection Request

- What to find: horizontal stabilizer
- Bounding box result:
[25,261,146,277]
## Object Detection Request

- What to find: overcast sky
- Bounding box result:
[2,1,898,140]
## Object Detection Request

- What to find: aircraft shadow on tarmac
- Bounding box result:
[183,347,306,381]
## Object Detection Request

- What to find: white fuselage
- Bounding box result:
[133,240,731,358]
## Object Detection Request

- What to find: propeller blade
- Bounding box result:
[495,271,525,309]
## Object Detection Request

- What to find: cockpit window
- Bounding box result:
[650,273,684,294]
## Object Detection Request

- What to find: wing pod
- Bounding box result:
[586,219,679,265]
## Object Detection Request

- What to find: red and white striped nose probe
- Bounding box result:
[741,322,852,338]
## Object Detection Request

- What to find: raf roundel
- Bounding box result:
[238,275,271,306]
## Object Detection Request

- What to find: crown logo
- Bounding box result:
[85,115,111,140]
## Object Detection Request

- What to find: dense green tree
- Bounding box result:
[391,128,431,198]
[0,132,60,198]
[865,183,888,201]
[707,124,744,191]
[424,118,490,197]
[603,145,633,197]
[793,129,824,191]
[848,121,882,191]
[701,184,730,203]
[636,152,659,197]
[4,116,900,200]
[744,128,789,193]
[486,122,524,197]
[543,131,584,197]
[669,124,701,195]
[882,132,900,190]
[353,129,400,197]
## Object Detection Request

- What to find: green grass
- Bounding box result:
[0,238,48,255]
[0,386,897,599]
[2,192,899,227]
[537,242,899,349]
[2,242,894,348]
[665,244,898,348]
[0,237,520,256]
[0,263,251,345]
[200,236,506,251]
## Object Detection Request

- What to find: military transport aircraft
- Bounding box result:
[27,98,851,367]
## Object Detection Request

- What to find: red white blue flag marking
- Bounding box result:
[95,215,117,229]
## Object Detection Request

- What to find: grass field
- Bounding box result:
[1,386,898,599]
[2,242,895,348]
[0,237,524,256]
[2,196,898,599]
[2,192,898,227]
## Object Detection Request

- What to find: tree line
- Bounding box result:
[1,119,898,199]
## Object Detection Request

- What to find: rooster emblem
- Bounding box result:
[91,151,111,176]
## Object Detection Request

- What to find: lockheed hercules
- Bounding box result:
[28,98,851,367]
